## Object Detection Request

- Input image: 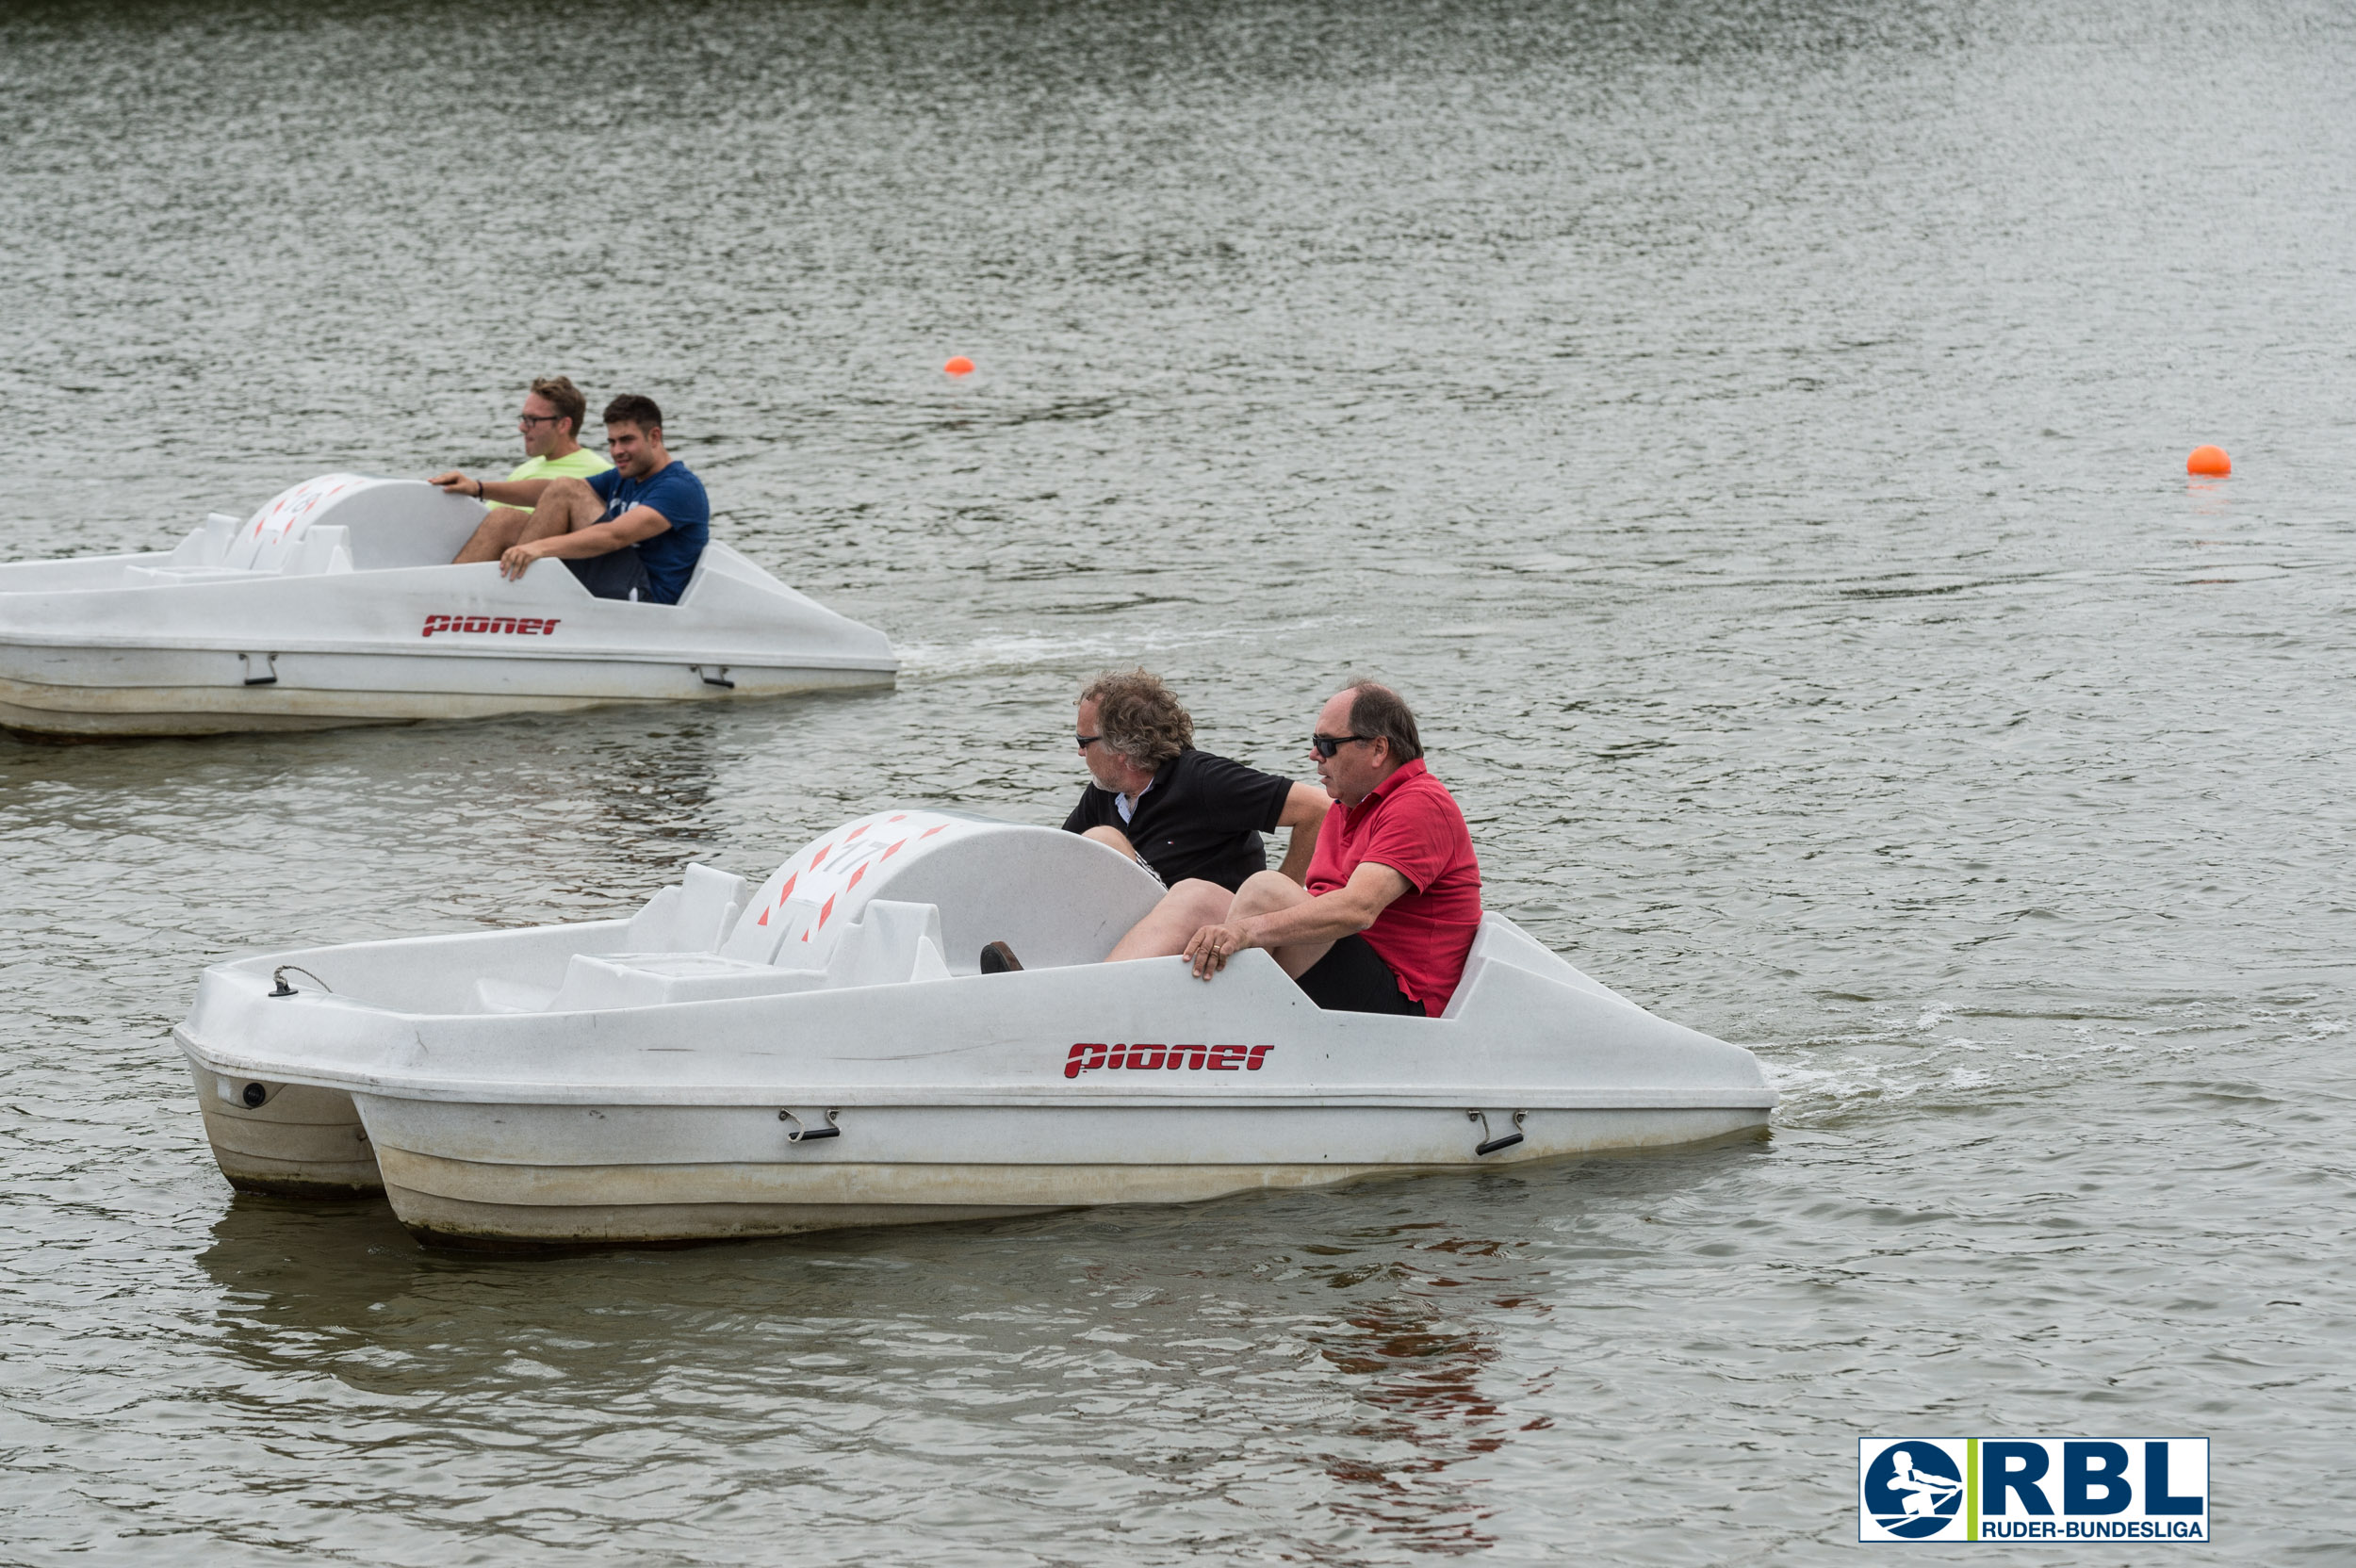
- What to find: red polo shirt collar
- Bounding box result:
[1344,757,1428,822]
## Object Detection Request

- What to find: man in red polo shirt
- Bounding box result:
[1107,679,1483,1016]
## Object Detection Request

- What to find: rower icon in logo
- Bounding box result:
[1862,1441,1965,1539]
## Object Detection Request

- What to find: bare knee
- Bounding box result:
[520,478,600,541]
[1162,878,1233,923]
[1230,870,1310,919]
[1081,825,1137,858]
[532,476,598,525]
[1106,876,1233,963]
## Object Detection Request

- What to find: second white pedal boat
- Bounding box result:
[0,473,895,736]
[175,809,1776,1249]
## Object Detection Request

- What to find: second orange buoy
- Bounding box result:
[943,356,975,377]
[2186,445,2231,476]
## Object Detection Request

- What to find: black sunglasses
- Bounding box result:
[1075,733,1102,753]
[1310,733,1372,759]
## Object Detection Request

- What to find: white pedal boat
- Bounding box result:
[0,474,895,737]
[175,809,1776,1249]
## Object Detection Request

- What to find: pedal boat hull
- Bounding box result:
[363,1103,1770,1250]
[174,812,1775,1248]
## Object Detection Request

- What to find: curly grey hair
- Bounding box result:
[1081,670,1193,771]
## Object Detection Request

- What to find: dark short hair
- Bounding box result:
[1341,678,1423,763]
[528,376,587,439]
[602,393,664,434]
[1081,670,1192,770]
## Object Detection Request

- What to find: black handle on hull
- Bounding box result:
[779,1109,841,1142]
[1468,1109,1527,1157]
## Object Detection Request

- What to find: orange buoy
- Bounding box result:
[2186,445,2231,476]
[943,355,974,377]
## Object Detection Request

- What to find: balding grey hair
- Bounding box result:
[1339,678,1423,763]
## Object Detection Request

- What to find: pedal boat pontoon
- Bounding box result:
[174,810,1777,1249]
[0,474,895,737]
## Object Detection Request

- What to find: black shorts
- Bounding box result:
[1295,934,1425,1017]
[565,547,655,602]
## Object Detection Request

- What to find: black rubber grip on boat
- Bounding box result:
[1475,1131,1524,1157]
[778,1110,841,1141]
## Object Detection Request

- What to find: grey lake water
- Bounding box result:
[4,0,2353,1560]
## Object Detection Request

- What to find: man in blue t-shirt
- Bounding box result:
[492,393,711,604]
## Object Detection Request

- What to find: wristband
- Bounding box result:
[475,479,485,498]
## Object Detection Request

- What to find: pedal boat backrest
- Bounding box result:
[139,476,489,581]
[504,811,1166,1014]
[721,808,1166,974]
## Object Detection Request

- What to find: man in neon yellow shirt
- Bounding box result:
[432,377,614,564]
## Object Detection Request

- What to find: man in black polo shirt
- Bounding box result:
[1064,670,1330,890]
[977,671,1332,973]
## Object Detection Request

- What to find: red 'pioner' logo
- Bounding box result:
[422,614,562,638]
[1066,1043,1273,1079]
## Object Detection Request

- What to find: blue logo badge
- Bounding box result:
[1862,1440,1966,1538]
[1857,1436,2208,1544]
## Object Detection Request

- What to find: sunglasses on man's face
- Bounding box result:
[1310,734,1371,760]
[1075,734,1102,753]
[516,413,564,428]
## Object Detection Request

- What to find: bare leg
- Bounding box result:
[515,477,602,545]
[1081,825,1137,858]
[451,507,531,564]
[1224,870,1335,978]
[1083,824,1173,886]
[1107,878,1233,962]
[451,478,602,564]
